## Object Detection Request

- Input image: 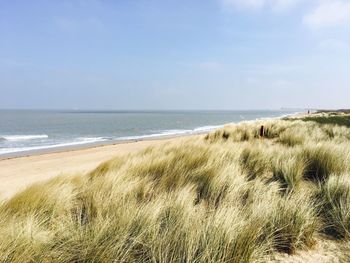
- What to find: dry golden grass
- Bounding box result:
[1,113,350,262]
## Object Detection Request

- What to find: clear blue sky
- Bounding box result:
[1,0,349,110]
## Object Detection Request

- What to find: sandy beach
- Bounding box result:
[0,135,197,200]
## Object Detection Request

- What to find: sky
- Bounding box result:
[0,0,350,110]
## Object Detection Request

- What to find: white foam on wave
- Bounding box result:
[0,137,107,155]
[0,134,49,141]
[116,129,192,141]
[116,126,225,141]
[193,125,225,133]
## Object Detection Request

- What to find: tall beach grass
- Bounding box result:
[1,112,350,262]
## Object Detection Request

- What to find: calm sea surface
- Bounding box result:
[0,110,296,156]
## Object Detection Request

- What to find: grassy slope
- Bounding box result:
[1,113,350,262]
[296,113,350,127]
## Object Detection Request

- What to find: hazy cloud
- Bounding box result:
[221,0,350,30]
[220,0,302,11]
[271,0,302,11]
[303,1,350,29]
[221,0,265,10]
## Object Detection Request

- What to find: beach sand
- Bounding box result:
[0,135,197,200]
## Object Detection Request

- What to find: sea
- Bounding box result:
[0,110,297,157]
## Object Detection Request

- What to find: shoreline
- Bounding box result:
[0,112,304,199]
[0,111,299,161]
[0,131,200,161]
[0,134,201,200]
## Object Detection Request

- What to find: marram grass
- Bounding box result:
[1,113,350,262]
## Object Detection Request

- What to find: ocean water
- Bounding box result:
[0,110,296,156]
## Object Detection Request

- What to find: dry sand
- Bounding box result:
[268,236,350,263]
[0,135,193,200]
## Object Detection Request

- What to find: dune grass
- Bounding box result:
[1,113,350,262]
[299,113,350,127]
[316,174,350,238]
